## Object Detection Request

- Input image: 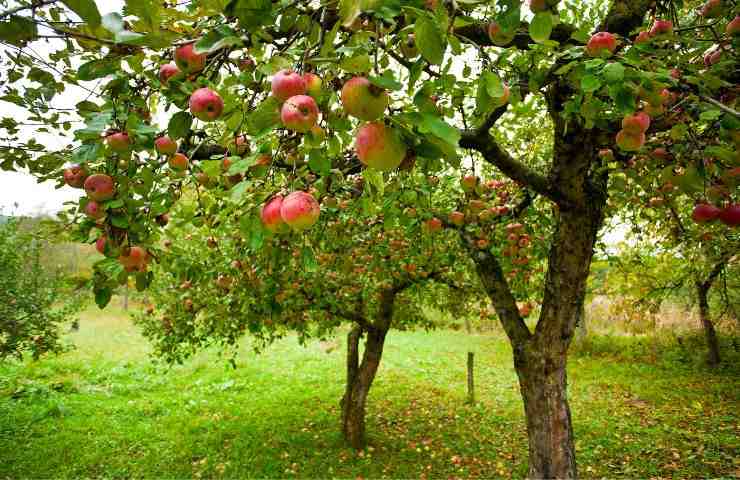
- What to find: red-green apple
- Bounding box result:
[63,164,87,188]
[303,73,322,98]
[159,63,180,83]
[154,136,177,155]
[271,70,306,102]
[719,204,740,226]
[727,16,740,36]
[106,131,131,153]
[119,246,148,272]
[650,20,673,36]
[174,43,206,73]
[487,21,515,46]
[634,31,652,44]
[261,196,289,232]
[281,95,319,132]
[616,130,646,151]
[341,77,389,121]
[692,203,721,223]
[621,112,651,133]
[586,32,617,57]
[168,153,189,171]
[355,122,407,171]
[84,200,104,219]
[84,174,115,201]
[280,191,321,230]
[189,88,223,122]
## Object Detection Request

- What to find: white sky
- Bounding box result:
[0,0,124,216]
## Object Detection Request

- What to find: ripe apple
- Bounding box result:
[650,20,673,36]
[449,211,465,226]
[692,203,721,223]
[355,122,407,171]
[63,164,87,188]
[476,238,490,249]
[648,197,664,208]
[168,153,189,171]
[651,147,670,161]
[174,42,206,73]
[727,16,740,36]
[598,148,614,161]
[95,235,108,255]
[621,112,651,133]
[271,69,307,102]
[281,95,319,132]
[106,131,131,153]
[118,246,148,272]
[699,0,722,18]
[704,49,722,66]
[84,200,105,219]
[280,191,321,231]
[84,174,115,201]
[469,199,487,212]
[303,73,322,98]
[261,196,289,233]
[159,63,180,84]
[239,56,255,71]
[634,31,652,44]
[487,21,515,46]
[586,32,617,57]
[461,175,478,192]
[189,88,224,122]
[616,130,646,151]
[341,77,389,121]
[718,204,740,226]
[154,136,177,155]
[425,217,443,232]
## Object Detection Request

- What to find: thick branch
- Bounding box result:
[453,22,578,50]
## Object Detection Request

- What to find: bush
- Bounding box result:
[0,218,84,360]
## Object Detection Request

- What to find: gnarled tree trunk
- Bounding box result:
[696,282,720,366]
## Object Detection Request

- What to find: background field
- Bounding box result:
[1,305,739,479]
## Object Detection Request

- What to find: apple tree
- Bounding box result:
[1,0,739,477]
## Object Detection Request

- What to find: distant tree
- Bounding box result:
[0,218,83,360]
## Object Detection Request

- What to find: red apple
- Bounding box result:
[303,73,322,98]
[168,153,189,171]
[280,191,321,231]
[425,217,443,232]
[692,203,721,223]
[718,204,740,226]
[598,148,614,161]
[341,77,389,121]
[634,31,652,44]
[84,200,105,219]
[189,88,223,122]
[261,196,289,233]
[616,130,646,151]
[586,32,617,57]
[106,131,131,153]
[704,49,722,66]
[154,136,177,155]
[621,112,651,133]
[159,63,180,83]
[699,0,722,18]
[487,21,515,46]
[727,16,740,36]
[118,246,148,272]
[650,20,673,36]
[95,235,108,255]
[239,56,255,71]
[461,175,478,192]
[84,174,115,201]
[271,70,306,102]
[174,42,206,73]
[449,211,465,226]
[355,122,407,171]
[63,164,87,188]
[281,95,319,132]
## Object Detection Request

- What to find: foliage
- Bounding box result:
[0,218,84,360]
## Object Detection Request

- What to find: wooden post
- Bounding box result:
[466,351,475,404]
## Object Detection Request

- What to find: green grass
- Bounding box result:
[1,306,739,479]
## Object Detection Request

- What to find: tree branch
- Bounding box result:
[0,0,57,20]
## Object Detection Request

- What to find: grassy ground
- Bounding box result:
[1,306,738,479]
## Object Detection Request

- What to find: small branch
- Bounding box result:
[0,0,57,20]
[700,95,740,119]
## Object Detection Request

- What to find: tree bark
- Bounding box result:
[515,347,576,479]
[466,351,475,404]
[341,325,388,449]
[696,281,720,366]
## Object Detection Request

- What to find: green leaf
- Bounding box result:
[368,74,403,91]
[0,16,37,46]
[194,25,241,54]
[340,54,371,73]
[94,286,112,309]
[482,71,505,98]
[419,113,461,146]
[62,0,102,27]
[581,75,602,93]
[338,0,362,27]
[225,0,272,29]
[415,15,446,65]
[168,112,192,139]
[529,12,552,43]
[77,58,118,81]
[602,62,625,83]
[102,12,124,33]
[308,150,331,175]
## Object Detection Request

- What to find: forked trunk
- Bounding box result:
[515,348,576,479]
[696,282,720,366]
[341,325,388,449]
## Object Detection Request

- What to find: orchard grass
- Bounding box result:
[1,306,738,479]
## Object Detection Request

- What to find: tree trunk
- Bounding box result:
[341,325,387,449]
[515,347,576,479]
[696,282,720,366]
